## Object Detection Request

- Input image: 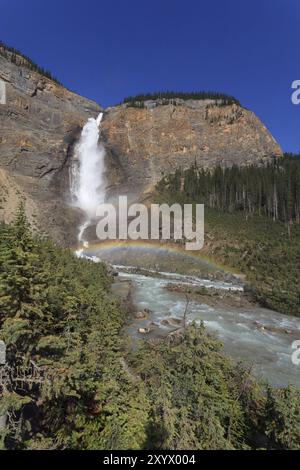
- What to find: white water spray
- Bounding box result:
[71,112,106,245]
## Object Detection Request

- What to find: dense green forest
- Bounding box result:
[155,155,300,315]
[123,91,240,107]
[0,207,147,449]
[129,327,300,450]
[0,41,62,85]
[157,155,300,225]
[0,207,299,449]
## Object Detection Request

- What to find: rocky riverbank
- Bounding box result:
[165,282,254,308]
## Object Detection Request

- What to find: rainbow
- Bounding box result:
[71,239,233,273]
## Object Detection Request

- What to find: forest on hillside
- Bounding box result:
[157,154,300,226]
[0,207,300,450]
[155,154,300,316]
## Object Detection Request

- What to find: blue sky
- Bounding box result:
[1,0,299,152]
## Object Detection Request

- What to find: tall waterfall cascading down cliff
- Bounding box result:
[70,112,106,244]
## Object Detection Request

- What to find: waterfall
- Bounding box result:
[70,112,106,244]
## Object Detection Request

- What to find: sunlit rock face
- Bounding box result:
[102,99,282,200]
[0,45,101,244]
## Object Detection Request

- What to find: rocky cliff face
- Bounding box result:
[0,46,101,244]
[0,46,283,245]
[102,99,282,200]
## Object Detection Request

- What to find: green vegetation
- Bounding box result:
[158,155,300,224]
[123,91,240,107]
[0,206,299,449]
[204,209,300,315]
[155,155,300,315]
[0,206,147,449]
[0,41,62,85]
[128,324,300,449]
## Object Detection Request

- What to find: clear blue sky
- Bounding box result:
[1,0,300,152]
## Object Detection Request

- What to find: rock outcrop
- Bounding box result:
[0,45,101,244]
[102,99,282,200]
[0,46,283,244]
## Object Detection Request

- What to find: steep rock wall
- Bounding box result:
[0,47,101,244]
[101,99,282,200]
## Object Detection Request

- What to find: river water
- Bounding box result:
[82,246,300,388]
[117,268,300,388]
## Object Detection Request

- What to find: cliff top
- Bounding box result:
[123,91,241,108]
[0,41,62,85]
